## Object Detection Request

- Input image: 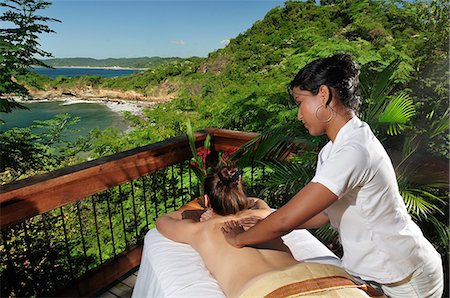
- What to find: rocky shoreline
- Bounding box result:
[24,86,176,116]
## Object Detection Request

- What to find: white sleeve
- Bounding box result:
[311,143,369,197]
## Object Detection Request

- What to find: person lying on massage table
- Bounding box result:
[156,163,376,297]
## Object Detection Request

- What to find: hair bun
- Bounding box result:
[218,166,240,186]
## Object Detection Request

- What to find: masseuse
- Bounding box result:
[222,54,443,298]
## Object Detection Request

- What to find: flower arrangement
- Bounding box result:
[186,120,238,199]
[186,120,211,189]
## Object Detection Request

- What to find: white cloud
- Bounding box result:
[172,40,186,45]
[220,39,230,46]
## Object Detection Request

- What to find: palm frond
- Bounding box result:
[314,224,338,244]
[231,128,312,168]
[428,108,449,140]
[258,160,310,187]
[378,92,415,135]
[400,134,421,162]
[361,58,401,122]
[400,189,444,219]
[427,215,450,250]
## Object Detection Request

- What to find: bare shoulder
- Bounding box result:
[156,214,202,244]
[235,208,273,220]
[247,197,271,210]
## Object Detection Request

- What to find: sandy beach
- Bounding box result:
[14,96,154,117]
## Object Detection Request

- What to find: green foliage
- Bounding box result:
[0,0,60,115]
[0,127,46,180]
[88,127,125,157]
[377,92,415,136]
[360,58,416,137]
[0,114,88,183]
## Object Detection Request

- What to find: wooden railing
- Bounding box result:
[0,128,257,297]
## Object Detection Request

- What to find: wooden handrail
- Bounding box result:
[0,128,257,228]
[1,127,447,228]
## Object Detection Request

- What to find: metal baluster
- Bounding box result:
[118,185,128,247]
[59,207,74,279]
[41,213,57,288]
[130,181,139,240]
[141,177,149,228]
[171,165,176,210]
[75,202,89,272]
[196,177,200,197]
[105,190,117,257]
[188,164,193,200]
[180,163,185,205]
[163,170,168,213]
[251,161,255,190]
[152,174,159,219]
[91,195,103,263]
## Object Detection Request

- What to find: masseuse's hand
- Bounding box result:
[221,220,245,248]
[238,216,262,230]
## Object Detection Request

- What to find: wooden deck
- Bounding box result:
[97,268,139,298]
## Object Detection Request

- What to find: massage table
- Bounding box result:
[132,227,343,297]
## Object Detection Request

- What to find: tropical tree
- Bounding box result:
[0,0,60,117]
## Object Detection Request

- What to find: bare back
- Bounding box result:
[185,209,299,297]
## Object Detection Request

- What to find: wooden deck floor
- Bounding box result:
[96,268,139,298]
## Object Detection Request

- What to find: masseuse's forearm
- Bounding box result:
[296,211,329,229]
[236,182,337,247]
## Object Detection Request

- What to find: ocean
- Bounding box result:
[31,67,144,78]
[1,67,143,138]
[0,100,130,140]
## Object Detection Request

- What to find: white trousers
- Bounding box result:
[381,251,444,298]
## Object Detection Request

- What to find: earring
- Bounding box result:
[315,105,335,122]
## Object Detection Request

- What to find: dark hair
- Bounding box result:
[290,54,361,111]
[204,164,252,216]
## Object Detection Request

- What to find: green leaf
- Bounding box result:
[204,134,211,150]
[378,92,415,135]
[258,160,310,187]
[233,128,312,168]
[401,189,443,219]
[186,119,197,158]
[314,224,338,244]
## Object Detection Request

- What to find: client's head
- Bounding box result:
[204,163,252,216]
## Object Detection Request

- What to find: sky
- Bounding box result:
[3,0,287,59]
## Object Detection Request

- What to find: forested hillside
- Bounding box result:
[41,56,180,68]
[30,0,447,155]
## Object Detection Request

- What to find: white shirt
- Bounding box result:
[311,116,437,283]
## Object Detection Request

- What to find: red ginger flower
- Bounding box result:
[196,147,211,166]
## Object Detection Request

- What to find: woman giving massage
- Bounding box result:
[221,54,443,298]
[156,164,372,297]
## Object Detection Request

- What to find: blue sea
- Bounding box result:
[31,67,144,78]
[2,67,142,138]
[0,101,130,140]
